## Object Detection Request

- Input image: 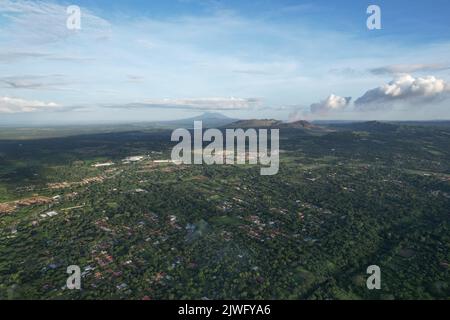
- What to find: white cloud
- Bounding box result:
[355,74,450,110]
[370,63,450,75]
[0,96,60,113]
[310,94,351,114]
[107,97,261,111]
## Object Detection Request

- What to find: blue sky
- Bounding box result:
[1,0,450,124]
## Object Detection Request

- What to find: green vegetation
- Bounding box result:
[0,122,449,299]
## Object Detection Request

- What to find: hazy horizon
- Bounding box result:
[2,110,450,128]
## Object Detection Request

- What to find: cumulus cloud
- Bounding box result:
[354,74,450,110]
[0,96,60,113]
[370,64,450,75]
[106,97,261,111]
[310,94,351,114]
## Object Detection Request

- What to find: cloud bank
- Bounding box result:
[0,96,60,113]
[107,97,261,111]
[370,64,450,75]
[291,74,450,120]
[355,74,450,111]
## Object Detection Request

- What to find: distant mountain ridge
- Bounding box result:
[161,112,238,128]
[223,119,318,129]
[328,120,400,133]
